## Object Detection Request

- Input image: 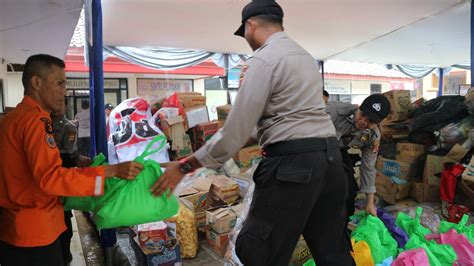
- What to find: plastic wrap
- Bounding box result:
[224,165,257,266]
[166,202,199,259]
[107,97,170,164]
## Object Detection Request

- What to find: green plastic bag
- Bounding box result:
[351,213,398,264]
[439,214,474,244]
[303,258,316,266]
[64,135,179,229]
[395,207,431,240]
[62,153,108,211]
[403,236,457,266]
[397,207,457,266]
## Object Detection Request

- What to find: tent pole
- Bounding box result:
[438,68,444,97]
[471,0,473,87]
[319,61,325,90]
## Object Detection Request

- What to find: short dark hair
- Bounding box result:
[323,90,329,98]
[81,100,90,109]
[253,14,283,28]
[22,54,65,90]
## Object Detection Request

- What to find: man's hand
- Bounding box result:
[76,155,93,168]
[103,161,144,180]
[365,193,377,216]
[151,162,184,197]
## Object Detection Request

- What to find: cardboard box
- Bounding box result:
[376,156,413,179]
[178,93,206,108]
[205,203,243,234]
[136,222,169,253]
[380,122,410,140]
[375,171,412,204]
[206,229,230,257]
[410,181,424,203]
[170,133,193,160]
[209,175,240,205]
[132,233,182,266]
[234,145,263,169]
[185,106,209,129]
[195,211,207,228]
[192,121,219,143]
[179,178,213,212]
[382,90,412,122]
[423,155,457,186]
[216,105,231,121]
[396,143,425,163]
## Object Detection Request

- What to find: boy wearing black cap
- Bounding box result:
[151,1,354,265]
[326,94,391,220]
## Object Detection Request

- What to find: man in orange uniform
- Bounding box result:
[0,54,144,266]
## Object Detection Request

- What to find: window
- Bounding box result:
[370,84,382,94]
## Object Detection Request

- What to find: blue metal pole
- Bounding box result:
[438,68,444,97]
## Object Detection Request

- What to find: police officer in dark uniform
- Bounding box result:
[51,103,81,264]
[326,94,391,218]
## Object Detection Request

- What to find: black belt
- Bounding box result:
[264,137,339,157]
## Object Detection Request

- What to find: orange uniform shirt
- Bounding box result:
[0,96,105,247]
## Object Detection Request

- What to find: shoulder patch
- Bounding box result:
[40,118,54,134]
[45,134,57,149]
[372,140,380,154]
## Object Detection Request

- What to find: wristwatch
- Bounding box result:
[178,161,193,175]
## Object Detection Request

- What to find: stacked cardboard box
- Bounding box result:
[133,222,182,265]
[216,105,231,121]
[205,203,243,257]
[189,121,219,151]
[379,90,412,140]
[382,90,412,122]
[375,156,413,204]
[208,175,240,206]
[234,145,263,170]
[177,92,206,108]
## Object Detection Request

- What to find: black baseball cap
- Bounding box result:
[234,0,284,37]
[359,94,391,124]
[105,103,114,110]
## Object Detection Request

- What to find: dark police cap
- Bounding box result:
[359,94,391,124]
[234,0,284,37]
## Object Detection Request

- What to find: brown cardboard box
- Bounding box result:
[410,181,424,203]
[234,145,263,169]
[375,171,412,204]
[206,230,230,257]
[380,122,410,140]
[195,211,207,228]
[376,156,414,179]
[396,143,425,163]
[209,175,240,205]
[382,90,412,122]
[179,178,213,213]
[423,155,457,186]
[185,106,210,129]
[170,133,193,160]
[216,105,231,121]
[178,93,206,108]
[205,203,243,234]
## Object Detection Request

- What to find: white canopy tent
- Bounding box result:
[0,0,470,67]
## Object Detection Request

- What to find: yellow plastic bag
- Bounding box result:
[351,239,375,266]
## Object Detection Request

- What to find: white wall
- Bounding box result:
[6,72,23,107]
[193,78,205,94]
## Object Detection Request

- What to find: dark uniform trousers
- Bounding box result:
[235,138,355,266]
[340,148,360,221]
[0,238,64,266]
